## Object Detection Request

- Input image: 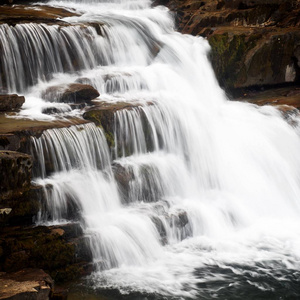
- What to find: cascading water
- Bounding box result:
[3,0,300,298]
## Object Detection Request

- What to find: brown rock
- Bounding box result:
[0,151,32,201]
[0,114,90,154]
[83,101,147,148]
[155,0,300,93]
[0,185,43,226]
[0,268,53,300]
[0,95,24,112]
[43,84,100,104]
[0,224,92,283]
[0,5,78,26]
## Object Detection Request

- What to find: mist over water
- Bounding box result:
[4,0,300,298]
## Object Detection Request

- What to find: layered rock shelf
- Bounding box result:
[156,0,300,99]
[0,5,78,26]
[0,269,54,300]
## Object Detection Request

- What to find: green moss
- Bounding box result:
[83,110,115,148]
[104,131,115,149]
[209,33,258,90]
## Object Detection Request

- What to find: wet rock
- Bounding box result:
[237,86,300,108]
[36,185,82,222]
[49,223,83,240]
[83,102,142,149]
[41,107,70,115]
[112,162,135,202]
[151,215,167,245]
[0,224,92,283]
[0,268,53,300]
[208,30,300,92]
[0,151,32,201]
[51,287,68,300]
[0,94,25,112]
[43,84,100,105]
[169,209,192,241]
[0,185,43,226]
[0,114,89,153]
[83,101,153,151]
[0,5,78,26]
[156,0,300,93]
[112,162,163,203]
[0,134,21,151]
[69,236,93,263]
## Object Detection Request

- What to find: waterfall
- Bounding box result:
[3,0,300,297]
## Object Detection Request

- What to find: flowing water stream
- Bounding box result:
[2,0,300,298]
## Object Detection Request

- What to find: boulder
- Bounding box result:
[43,84,100,104]
[0,94,25,112]
[0,268,53,300]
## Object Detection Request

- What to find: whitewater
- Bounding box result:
[2,0,300,298]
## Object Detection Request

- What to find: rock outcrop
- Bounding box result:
[0,119,95,285]
[0,5,78,26]
[43,84,100,105]
[0,151,32,200]
[156,0,300,94]
[0,94,25,112]
[0,224,93,284]
[0,268,53,300]
[83,101,148,149]
[0,114,89,152]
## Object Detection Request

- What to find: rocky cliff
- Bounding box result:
[155,0,300,98]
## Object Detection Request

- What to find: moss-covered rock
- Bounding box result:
[156,0,300,93]
[83,102,146,149]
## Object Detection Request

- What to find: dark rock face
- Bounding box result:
[0,185,43,227]
[0,224,92,283]
[208,29,300,91]
[156,0,300,94]
[43,84,100,104]
[0,94,25,111]
[0,151,32,200]
[0,268,54,300]
[0,151,43,226]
